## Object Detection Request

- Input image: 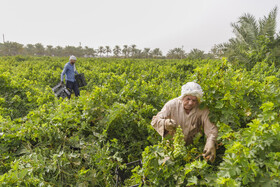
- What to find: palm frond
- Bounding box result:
[259,6,277,39]
[231,13,259,46]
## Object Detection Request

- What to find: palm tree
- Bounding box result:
[113,45,121,57]
[122,45,129,58]
[105,46,112,57]
[98,46,105,57]
[218,7,279,67]
[64,46,82,57]
[151,48,162,58]
[166,49,175,59]
[135,49,142,58]
[54,46,63,57]
[25,44,35,56]
[90,48,97,57]
[175,48,186,59]
[143,48,151,58]
[34,43,45,56]
[210,44,224,58]
[83,46,90,57]
[167,48,186,59]
[46,45,54,56]
[130,44,137,58]
[187,48,205,60]
[84,46,96,57]
[1,42,23,56]
[76,46,84,57]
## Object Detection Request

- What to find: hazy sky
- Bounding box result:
[1,0,280,54]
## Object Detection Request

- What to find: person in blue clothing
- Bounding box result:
[60,55,80,98]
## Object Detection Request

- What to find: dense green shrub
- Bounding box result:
[0,57,279,186]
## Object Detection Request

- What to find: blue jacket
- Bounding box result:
[61,62,78,82]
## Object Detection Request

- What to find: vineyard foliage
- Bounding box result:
[0,56,279,186]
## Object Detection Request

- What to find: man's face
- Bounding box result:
[182,95,198,111]
[70,59,76,64]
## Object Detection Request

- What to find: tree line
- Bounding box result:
[0,7,279,68]
[0,42,214,60]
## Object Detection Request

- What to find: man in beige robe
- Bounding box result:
[151,82,218,162]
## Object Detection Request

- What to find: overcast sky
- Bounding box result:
[1,0,279,54]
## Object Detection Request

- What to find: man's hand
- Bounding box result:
[164,119,176,132]
[203,140,216,163]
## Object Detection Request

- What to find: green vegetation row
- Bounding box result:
[0,56,279,186]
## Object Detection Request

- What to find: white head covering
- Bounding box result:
[180,82,204,102]
[69,55,77,61]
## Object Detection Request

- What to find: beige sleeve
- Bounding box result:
[151,102,172,137]
[202,109,218,143]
